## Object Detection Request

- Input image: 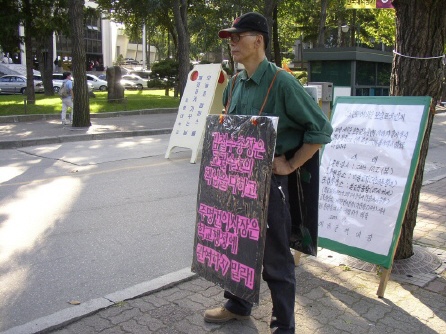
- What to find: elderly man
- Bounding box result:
[203,12,333,334]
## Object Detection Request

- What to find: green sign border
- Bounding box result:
[319,96,431,268]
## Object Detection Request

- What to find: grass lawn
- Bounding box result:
[0,89,180,116]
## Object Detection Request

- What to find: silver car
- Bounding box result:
[0,75,44,94]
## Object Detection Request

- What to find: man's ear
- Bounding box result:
[256,35,263,48]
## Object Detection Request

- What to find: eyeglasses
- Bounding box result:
[228,34,259,43]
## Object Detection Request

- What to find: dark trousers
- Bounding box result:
[224,174,296,334]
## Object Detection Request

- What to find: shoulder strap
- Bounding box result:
[224,72,240,114]
[224,68,284,116]
[258,68,284,115]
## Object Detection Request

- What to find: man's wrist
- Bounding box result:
[288,160,299,171]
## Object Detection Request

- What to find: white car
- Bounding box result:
[51,73,94,93]
[122,74,148,90]
[34,73,93,93]
[120,78,140,90]
[86,74,108,91]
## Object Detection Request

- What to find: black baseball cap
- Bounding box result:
[218,12,269,38]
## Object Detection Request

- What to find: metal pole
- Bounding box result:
[142,23,147,69]
[351,9,356,47]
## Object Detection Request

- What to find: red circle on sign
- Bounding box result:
[218,71,225,84]
[190,70,198,81]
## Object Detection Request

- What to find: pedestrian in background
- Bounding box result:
[60,72,73,125]
[203,12,333,334]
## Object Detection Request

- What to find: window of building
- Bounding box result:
[356,61,376,86]
[310,61,351,86]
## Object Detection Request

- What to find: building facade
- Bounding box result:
[14,1,156,73]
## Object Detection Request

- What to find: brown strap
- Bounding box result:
[224,72,239,114]
[258,69,283,115]
[224,69,284,115]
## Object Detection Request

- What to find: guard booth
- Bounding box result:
[303,46,393,103]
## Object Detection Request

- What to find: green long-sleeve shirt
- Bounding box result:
[223,58,333,155]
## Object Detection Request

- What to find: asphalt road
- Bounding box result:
[424,112,446,181]
[0,135,200,331]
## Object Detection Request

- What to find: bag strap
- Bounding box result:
[224,68,284,115]
[224,72,239,113]
[258,69,283,115]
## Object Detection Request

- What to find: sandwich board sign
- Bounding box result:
[165,64,228,163]
[191,114,278,304]
[318,96,431,295]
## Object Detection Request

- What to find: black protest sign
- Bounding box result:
[191,115,277,304]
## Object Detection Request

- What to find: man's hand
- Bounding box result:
[272,143,322,175]
[272,155,295,175]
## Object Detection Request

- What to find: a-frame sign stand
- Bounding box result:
[165,64,228,163]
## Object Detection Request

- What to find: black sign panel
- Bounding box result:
[191,115,277,304]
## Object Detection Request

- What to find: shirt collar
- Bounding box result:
[239,58,268,85]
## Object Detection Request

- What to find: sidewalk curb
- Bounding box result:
[0,268,197,334]
[422,173,446,186]
[0,128,173,149]
[0,108,178,124]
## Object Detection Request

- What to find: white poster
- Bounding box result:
[319,102,425,255]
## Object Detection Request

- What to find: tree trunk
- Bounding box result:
[317,0,328,47]
[69,0,91,128]
[263,0,278,61]
[390,0,446,259]
[272,5,281,67]
[37,34,55,96]
[172,0,189,97]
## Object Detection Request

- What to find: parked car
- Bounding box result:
[86,74,108,91]
[33,73,63,93]
[51,73,94,92]
[119,67,131,75]
[122,74,148,90]
[0,75,44,94]
[123,57,139,65]
[120,78,140,90]
[128,70,152,79]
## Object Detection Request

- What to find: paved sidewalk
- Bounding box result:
[1,110,446,334]
[38,178,446,334]
[0,109,177,149]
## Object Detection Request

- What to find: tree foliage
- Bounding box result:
[0,0,21,57]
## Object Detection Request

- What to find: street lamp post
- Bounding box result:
[350,9,357,47]
[341,9,357,47]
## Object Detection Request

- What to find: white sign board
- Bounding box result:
[318,96,431,268]
[165,64,228,163]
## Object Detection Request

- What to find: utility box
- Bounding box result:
[308,82,333,118]
[304,86,318,103]
[308,82,333,102]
